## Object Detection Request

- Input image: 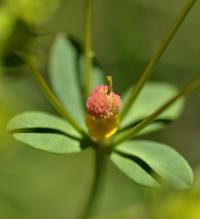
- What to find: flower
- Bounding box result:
[86,85,121,119]
[86,79,121,140]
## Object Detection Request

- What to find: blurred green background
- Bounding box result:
[0,0,200,218]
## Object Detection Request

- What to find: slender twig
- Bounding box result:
[25,58,85,135]
[120,0,197,121]
[84,0,93,98]
[112,76,200,146]
[79,148,107,219]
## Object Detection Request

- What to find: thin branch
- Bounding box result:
[26,58,85,135]
[112,76,200,146]
[120,0,197,121]
[84,0,93,98]
[79,147,107,219]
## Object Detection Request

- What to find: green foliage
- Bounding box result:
[1,1,200,218]
[11,133,81,154]
[49,34,104,127]
[91,64,105,87]
[7,35,194,189]
[7,111,82,154]
[110,152,159,188]
[0,6,15,55]
[0,0,61,66]
[121,82,184,135]
[7,0,61,24]
[7,111,80,138]
[79,55,105,87]
[50,34,85,125]
[111,140,193,189]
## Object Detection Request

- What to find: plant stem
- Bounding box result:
[84,0,93,98]
[80,148,107,219]
[26,58,85,135]
[112,76,200,146]
[120,0,197,121]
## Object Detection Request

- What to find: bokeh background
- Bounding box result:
[0,0,200,218]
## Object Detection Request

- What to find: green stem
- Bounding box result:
[120,0,197,121]
[112,76,200,146]
[84,0,93,97]
[26,58,85,135]
[80,148,107,219]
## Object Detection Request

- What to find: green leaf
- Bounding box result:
[91,64,105,87]
[7,111,80,138]
[49,34,105,129]
[7,111,82,154]
[49,34,85,126]
[12,133,81,154]
[79,55,105,88]
[111,140,193,189]
[110,152,160,188]
[121,82,184,135]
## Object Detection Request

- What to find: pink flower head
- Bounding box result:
[86,85,121,119]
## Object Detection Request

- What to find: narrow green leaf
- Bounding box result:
[91,64,105,87]
[79,55,104,89]
[113,140,193,189]
[7,111,82,154]
[12,133,81,154]
[121,82,184,134]
[110,152,160,187]
[49,34,85,126]
[7,111,80,138]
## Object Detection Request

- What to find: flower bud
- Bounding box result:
[86,85,121,119]
[86,79,121,140]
